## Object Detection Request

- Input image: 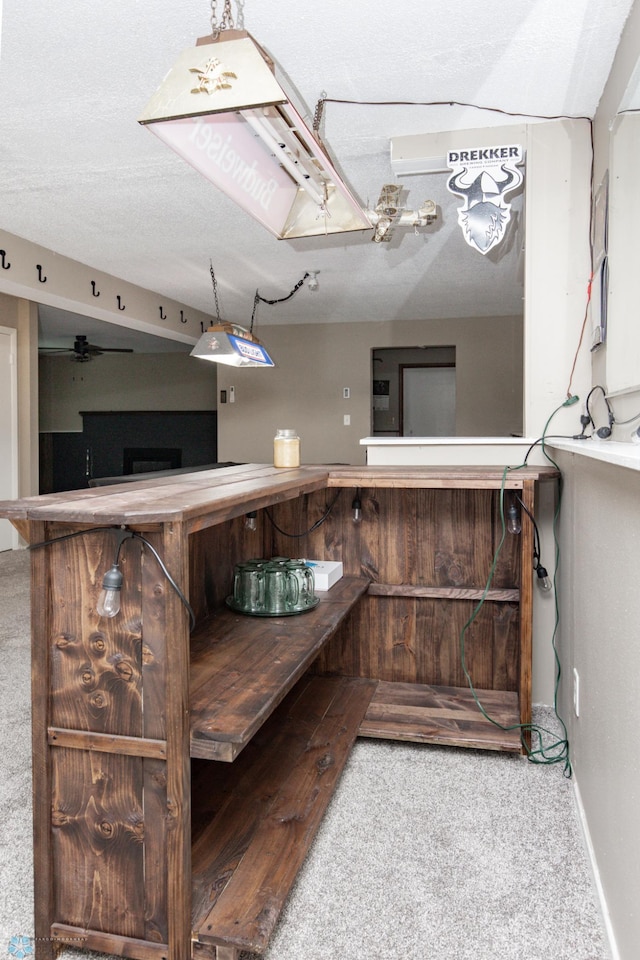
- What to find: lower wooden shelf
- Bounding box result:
[358,680,523,753]
[191,673,376,956]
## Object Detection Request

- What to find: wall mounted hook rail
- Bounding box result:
[0,250,10,270]
[36,264,47,283]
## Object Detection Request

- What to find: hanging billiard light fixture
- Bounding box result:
[191,261,276,367]
[138,2,371,240]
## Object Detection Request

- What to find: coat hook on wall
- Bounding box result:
[36,264,47,283]
[159,306,167,320]
[91,281,101,298]
[180,310,187,324]
[116,295,125,311]
[200,322,205,333]
[0,250,10,270]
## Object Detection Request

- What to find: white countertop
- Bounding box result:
[548,438,640,471]
[360,437,531,445]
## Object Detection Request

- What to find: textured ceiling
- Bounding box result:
[0,0,635,351]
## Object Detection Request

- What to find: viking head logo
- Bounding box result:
[447,161,523,255]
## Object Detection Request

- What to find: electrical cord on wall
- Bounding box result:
[459,399,575,776]
[27,525,196,631]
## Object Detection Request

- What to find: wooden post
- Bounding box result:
[161,522,192,960]
[30,520,56,960]
[519,480,535,749]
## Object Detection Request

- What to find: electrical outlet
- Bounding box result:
[343,414,351,426]
[229,385,235,403]
[343,387,350,399]
[573,668,580,717]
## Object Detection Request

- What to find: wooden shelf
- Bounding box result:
[359,680,522,753]
[191,674,376,955]
[190,576,370,761]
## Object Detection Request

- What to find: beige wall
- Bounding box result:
[555,452,639,960]
[554,6,640,959]
[39,351,217,433]
[217,314,523,465]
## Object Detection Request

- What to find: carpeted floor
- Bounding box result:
[0,548,610,960]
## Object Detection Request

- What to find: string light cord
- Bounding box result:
[250,273,310,332]
[264,489,342,539]
[584,383,640,427]
[28,525,196,632]
[312,97,591,132]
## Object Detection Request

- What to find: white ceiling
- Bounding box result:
[0,0,635,353]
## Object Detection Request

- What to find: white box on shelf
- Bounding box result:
[304,560,343,591]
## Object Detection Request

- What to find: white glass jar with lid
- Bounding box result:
[273,428,300,468]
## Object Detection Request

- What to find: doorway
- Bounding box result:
[372,346,456,437]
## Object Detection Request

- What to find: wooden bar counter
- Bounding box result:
[0,462,557,960]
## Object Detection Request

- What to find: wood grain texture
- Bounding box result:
[47,527,144,737]
[359,680,522,751]
[189,577,370,759]
[51,748,145,936]
[367,583,519,601]
[191,675,375,954]
[50,924,168,960]
[47,728,166,759]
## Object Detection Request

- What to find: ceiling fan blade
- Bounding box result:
[91,347,135,353]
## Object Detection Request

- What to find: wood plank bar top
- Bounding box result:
[0,463,559,529]
[359,680,522,752]
[328,464,559,489]
[191,674,376,955]
[190,576,370,761]
[0,464,330,528]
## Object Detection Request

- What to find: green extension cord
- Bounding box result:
[459,398,576,776]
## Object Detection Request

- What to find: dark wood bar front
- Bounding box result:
[0,462,557,960]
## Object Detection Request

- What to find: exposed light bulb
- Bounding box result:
[506,504,521,535]
[351,492,362,524]
[308,270,320,292]
[96,563,123,618]
[245,511,258,531]
[535,565,552,592]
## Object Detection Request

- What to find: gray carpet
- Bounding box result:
[0,548,609,960]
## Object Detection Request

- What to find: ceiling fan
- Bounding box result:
[39,335,134,362]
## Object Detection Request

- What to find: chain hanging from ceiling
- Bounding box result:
[210,261,223,322]
[210,0,235,39]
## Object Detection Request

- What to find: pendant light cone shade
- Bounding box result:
[138,33,372,239]
[190,322,275,367]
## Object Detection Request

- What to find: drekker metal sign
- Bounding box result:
[447,145,524,255]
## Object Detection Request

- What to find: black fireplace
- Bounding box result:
[123,447,182,475]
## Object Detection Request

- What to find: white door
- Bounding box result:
[0,327,18,551]
[402,366,456,436]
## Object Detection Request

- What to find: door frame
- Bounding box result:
[0,326,19,549]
